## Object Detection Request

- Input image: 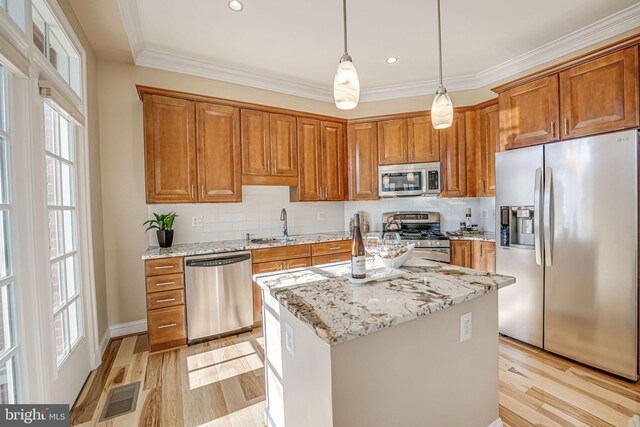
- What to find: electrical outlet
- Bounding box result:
[317,212,326,221]
[460,312,472,342]
[192,216,203,226]
[285,323,295,356]
[481,210,488,219]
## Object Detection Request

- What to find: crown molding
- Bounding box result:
[117,0,144,58]
[120,2,640,104]
[135,48,334,102]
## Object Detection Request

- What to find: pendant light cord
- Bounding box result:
[436,0,443,87]
[343,0,348,55]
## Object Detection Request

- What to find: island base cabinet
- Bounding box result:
[262,291,500,427]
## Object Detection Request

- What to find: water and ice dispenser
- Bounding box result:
[500,206,535,247]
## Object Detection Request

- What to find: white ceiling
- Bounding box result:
[81,0,640,102]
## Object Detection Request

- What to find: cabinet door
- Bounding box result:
[450,240,472,268]
[321,121,347,201]
[270,113,298,177]
[439,113,467,198]
[560,46,639,138]
[479,104,499,196]
[241,109,271,176]
[295,118,322,201]
[377,119,408,165]
[143,94,196,203]
[348,122,378,200]
[196,103,242,202]
[407,116,439,163]
[480,242,496,273]
[499,75,560,150]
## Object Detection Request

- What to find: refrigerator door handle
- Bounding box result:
[544,166,553,266]
[534,167,543,266]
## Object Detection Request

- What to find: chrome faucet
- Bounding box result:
[280,208,289,239]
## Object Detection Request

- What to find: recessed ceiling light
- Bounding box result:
[228,0,243,11]
[386,57,398,64]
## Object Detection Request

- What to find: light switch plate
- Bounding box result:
[317,212,326,221]
[285,323,295,356]
[460,312,472,342]
[192,216,203,226]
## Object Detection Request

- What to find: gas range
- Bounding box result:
[382,211,450,262]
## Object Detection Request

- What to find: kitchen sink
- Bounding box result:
[250,237,297,244]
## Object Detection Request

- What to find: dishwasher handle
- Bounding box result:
[186,253,251,267]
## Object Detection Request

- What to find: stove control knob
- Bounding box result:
[436,241,440,246]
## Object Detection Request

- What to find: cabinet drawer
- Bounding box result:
[312,240,351,256]
[312,252,351,266]
[252,244,311,263]
[145,257,184,276]
[148,305,187,350]
[146,273,184,293]
[146,289,185,310]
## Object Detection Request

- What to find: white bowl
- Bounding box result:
[375,243,415,268]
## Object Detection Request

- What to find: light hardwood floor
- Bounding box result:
[71,331,638,426]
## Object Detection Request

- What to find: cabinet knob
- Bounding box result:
[550,121,555,137]
[158,323,177,329]
[563,118,569,136]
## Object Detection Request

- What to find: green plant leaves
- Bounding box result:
[143,212,179,232]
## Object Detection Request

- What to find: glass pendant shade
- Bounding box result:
[431,87,453,129]
[333,57,360,110]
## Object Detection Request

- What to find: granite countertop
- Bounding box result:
[254,258,515,345]
[447,232,496,242]
[142,231,351,259]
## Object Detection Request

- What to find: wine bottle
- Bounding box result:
[351,213,366,279]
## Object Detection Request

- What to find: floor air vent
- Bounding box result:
[99,381,141,422]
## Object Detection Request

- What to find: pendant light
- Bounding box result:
[431,0,453,129]
[333,0,360,110]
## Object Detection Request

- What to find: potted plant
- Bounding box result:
[143,212,178,248]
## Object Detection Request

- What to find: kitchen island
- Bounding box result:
[255,258,515,427]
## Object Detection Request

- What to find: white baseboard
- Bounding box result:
[109,318,148,338]
[487,418,504,427]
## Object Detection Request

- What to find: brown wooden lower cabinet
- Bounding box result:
[144,256,187,352]
[450,240,472,268]
[450,240,496,272]
[472,241,496,273]
[312,252,350,266]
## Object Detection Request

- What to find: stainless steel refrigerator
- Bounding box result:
[496,129,638,380]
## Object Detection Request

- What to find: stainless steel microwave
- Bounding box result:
[378,162,441,197]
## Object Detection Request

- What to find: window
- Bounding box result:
[0,0,26,31]
[44,102,82,366]
[32,0,81,96]
[0,64,18,404]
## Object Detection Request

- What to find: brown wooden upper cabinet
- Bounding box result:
[439,112,467,198]
[143,94,197,203]
[293,118,347,201]
[142,93,242,203]
[347,122,378,200]
[407,115,439,163]
[498,75,560,150]
[196,103,242,202]
[497,45,640,150]
[478,104,499,196]
[559,46,639,138]
[377,116,439,165]
[241,109,298,185]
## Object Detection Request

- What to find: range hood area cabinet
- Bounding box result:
[377,116,439,165]
[495,44,639,151]
[241,109,298,186]
[290,118,348,202]
[142,94,242,203]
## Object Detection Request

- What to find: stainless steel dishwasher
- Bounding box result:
[184,251,253,343]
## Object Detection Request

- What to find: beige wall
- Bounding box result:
[97,30,638,328]
[57,0,109,340]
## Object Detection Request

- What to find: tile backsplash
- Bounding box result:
[147,186,344,246]
[146,185,496,246]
